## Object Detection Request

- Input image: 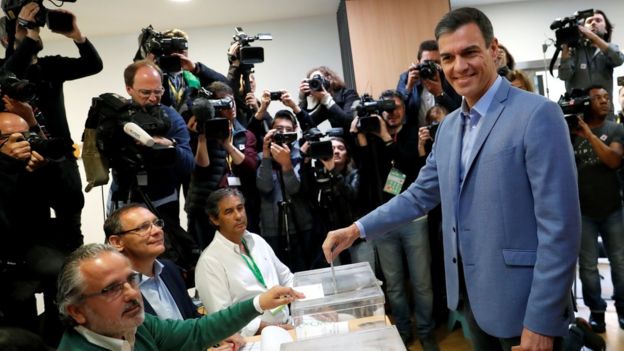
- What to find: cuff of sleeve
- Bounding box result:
[354,221,367,239]
[321,94,335,109]
[253,295,264,313]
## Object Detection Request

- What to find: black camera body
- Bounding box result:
[426,123,440,142]
[302,127,342,159]
[26,133,73,160]
[550,9,594,47]
[190,88,232,140]
[416,60,439,81]
[272,132,297,146]
[558,93,591,131]
[307,74,330,92]
[270,91,283,100]
[617,76,624,87]
[233,27,272,65]
[0,71,36,110]
[136,25,188,73]
[353,94,397,133]
[2,0,75,32]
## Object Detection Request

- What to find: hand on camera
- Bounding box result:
[17,2,41,39]
[262,129,276,155]
[152,136,176,147]
[228,42,241,65]
[173,53,196,72]
[52,9,84,43]
[372,114,391,141]
[0,133,31,161]
[279,91,297,111]
[270,142,292,171]
[406,62,420,91]
[574,116,593,139]
[258,286,304,311]
[26,150,46,172]
[2,96,36,127]
[246,92,260,111]
[299,79,311,95]
[422,70,443,96]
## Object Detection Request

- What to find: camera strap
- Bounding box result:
[549,46,561,76]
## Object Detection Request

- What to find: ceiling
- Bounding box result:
[35,0,534,41]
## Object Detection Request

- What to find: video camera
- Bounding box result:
[550,9,594,48]
[136,25,188,73]
[87,93,176,175]
[353,94,397,133]
[2,0,76,32]
[415,60,439,81]
[190,87,232,140]
[232,26,272,65]
[557,92,591,131]
[0,71,36,110]
[302,127,343,159]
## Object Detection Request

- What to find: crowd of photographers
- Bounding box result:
[1,2,624,350]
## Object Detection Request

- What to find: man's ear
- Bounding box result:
[125,86,133,96]
[67,303,87,325]
[489,37,499,60]
[108,235,125,252]
[208,215,219,228]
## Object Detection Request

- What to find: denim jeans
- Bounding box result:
[349,240,377,273]
[579,208,624,312]
[374,216,434,340]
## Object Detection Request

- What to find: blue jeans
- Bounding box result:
[374,216,435,340]
[349,240,377,273]
[579,208,624,312]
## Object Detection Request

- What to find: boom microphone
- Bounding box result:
[123,122,155,147]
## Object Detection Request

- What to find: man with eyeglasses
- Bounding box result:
[56,243,302,351]
[572,85,624,333]
[109,60,194,226]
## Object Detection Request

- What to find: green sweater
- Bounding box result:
[58,298,259,351]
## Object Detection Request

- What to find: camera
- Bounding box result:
[557,92,591,131]
[2,0,76,32]
[302,127,342,159]
[87,93,175,174]
[190,88,232,140]
[26,133,73,160]
[269,91,283,101]
[136,25,188,73]
[618,76,624,87]
[426,123,440,142]
[353,94,397,133]
[232,26,272,65]
[307,74,330,92]
[0,71,36,110]
[415,60,439,81]
[272,132,297,146]
[550,9,594,48]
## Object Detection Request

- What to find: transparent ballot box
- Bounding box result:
[290,262,386,339]
[280,326,406,351]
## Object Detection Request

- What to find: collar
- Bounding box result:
[460,75,503,125]
[139,260,164,285]
[74,325,135,351]
[214,230,254,255]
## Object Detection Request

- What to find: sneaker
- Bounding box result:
[419,334,440,351]
[589,312,606,333]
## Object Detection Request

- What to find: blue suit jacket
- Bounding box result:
[143,259,200,320]
[360,79,581,338]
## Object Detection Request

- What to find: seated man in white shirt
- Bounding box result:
[104,204,200,320]
[195,188,295,336]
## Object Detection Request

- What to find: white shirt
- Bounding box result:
[75,326,135,351]
[195,230,294,337]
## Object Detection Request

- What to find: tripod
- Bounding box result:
[274,168,303,271]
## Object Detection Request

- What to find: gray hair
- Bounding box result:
[206,188,245,219]
[56,244,120,325]
[435,7,494,46]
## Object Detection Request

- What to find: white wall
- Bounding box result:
[472,0,624,108]
[36,14,343,244]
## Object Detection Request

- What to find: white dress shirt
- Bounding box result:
[195,230,294,337]
[75,326,135,351]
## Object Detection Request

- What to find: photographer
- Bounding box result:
[558,9,624,118]
[257,110,312,272]
[350,89,437,350]
[109,60,194,225]
[396,40,460,127]
[297,66,358,132]
[0,1,103,252]
[251,88,301,151]
[572,85,624,333]
[0,111,63,345]
[185,81,259,249]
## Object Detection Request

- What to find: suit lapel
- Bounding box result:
[448,113,464,208]
[460,81,510,192]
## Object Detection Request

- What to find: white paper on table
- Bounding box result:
[238,326,294,351]
[294,283,325,301]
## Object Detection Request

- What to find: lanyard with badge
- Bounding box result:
[240,238,284,315]
[383,134,407,196]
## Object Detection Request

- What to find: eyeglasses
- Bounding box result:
[79,272,141,301]
[135,88,165,98]
[0,131,33,141]
[116,218,164,237]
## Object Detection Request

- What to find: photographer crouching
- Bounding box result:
[570,85,624,333]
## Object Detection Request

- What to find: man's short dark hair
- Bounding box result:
[124,60,163,87]
[418,40,439,60]
[103,203,148,239]
[206,188,245,219]
[272,109,297,129]
[380,89,406,108]
[435,7,494,46]
[585,84,607,96]
[208,81,234,97]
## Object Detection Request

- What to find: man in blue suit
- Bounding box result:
[323,7,581,351]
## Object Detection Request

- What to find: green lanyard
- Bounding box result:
[240,239,267,288]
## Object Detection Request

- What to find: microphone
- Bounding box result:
[123,122,155,147]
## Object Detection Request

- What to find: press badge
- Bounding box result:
[227,176,242,186]
[383,168,406,196]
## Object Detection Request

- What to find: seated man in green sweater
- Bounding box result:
[55,243,302,351]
